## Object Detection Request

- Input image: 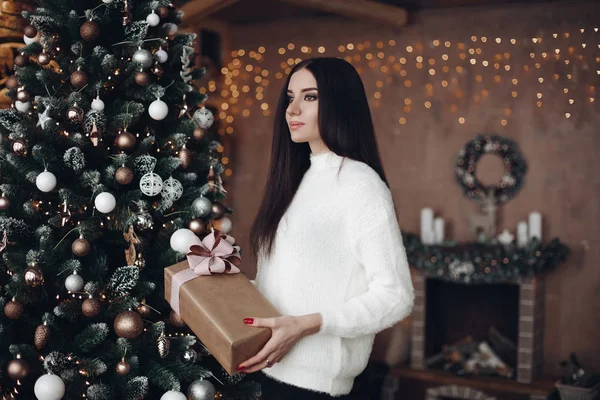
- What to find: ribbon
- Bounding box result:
[170,230,241,314]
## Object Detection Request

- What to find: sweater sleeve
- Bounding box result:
[318,179,415,338]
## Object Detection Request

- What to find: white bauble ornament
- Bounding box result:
[149,99,168,120]
[94,192,116,213]
[160,391,187,400]
[161,177,183,201]
[187,379,216,400]
[65,271,84,292]
[102,0,114,3]
[34,373,65,400]
[146,11,160,26]
[140,172,163,196]
[155,49,168,63]
[15,100,32,113]
[133,48,153,69]
[36,170,57,192]
[91,95,105,112]
[213,217,232,234]
[24,34,35,45]
[170,228,201,253]
[191,196,212,217]
[193,107,214,129]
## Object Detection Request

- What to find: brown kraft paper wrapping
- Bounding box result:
[164,260,281,375]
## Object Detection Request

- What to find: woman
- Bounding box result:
[237,57,414,399]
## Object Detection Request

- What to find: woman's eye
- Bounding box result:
[305,94,317,101]
[287,97,294,103]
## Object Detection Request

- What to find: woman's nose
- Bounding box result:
[287,99,300,115]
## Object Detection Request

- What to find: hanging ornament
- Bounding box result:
[161,176,183,201]
[72,235,91,257]
[151,61,164,78]
[193,107,214,129]
[0,193,11,210]
[91,94,105,111]
[135,70,150,86]
[114,310,144,339]
[80,20,100,42]
[149,98,168,120]
[161,391,187,400]
[155,48,168,64]
[24,264,44,287]
[37,108,53,130]
[14,53,28,67]
[137,300,151,317]
[6,75,18,90]
[67,104,84,124]
[187,379,216,400]
[182,349,198,363]
[188,218,207,235]
[89,121,101,146]
[102,0,114,3]
[180,47,193,84]
[123,225,140,266]
[12,139,28,156]
[34,322,50,349]
[65,271,84,292]
[178,145,192,169]
[38,49,51,65]
[36,170,57,192]
[191,196,212,216]
[122,0,132,25]
[115,131,137,152]
[70,68,88,88]
[57,201,72,227]
[34,373,65,400]
[146,10,160,26]
[4,298,23,319]
[16,88,30,102]
[133,211,154,231]
[133,47,153,69]
[14,100,32,113]
[193,127,206,141]
[170,310,186,327]
[207,165,216,192]
[140,172,163,196]
[82,296,101,317]
[135,252,146,269]
[0,231,9,254]
[7,355,29,380]
[157,331,170,358]
[170,228,201,253]
[213,217,232,234]
[95,192,116,213]
[24,25,37,38]
[116,358,131,376]
[178,94,188,119]
[211,201,226,219]
[115,166,134,185]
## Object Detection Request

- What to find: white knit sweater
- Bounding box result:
[254,151,414,396]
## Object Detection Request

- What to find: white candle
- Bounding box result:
[517,221,528,247]
[528,212,542,242]
[433,218,445,244]
[420,208,434,244]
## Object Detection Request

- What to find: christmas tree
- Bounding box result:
[0,0,259,399]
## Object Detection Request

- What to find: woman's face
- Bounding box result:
[285,68,320,145]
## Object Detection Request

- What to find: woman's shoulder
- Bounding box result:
[339,158,389,193]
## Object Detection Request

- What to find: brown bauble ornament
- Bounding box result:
[72,236,91,257]
[178,146,192,169]
[170,310,186,327]
[80,20,100,42]
[192,127,206,141]
[4,299,23,320]
[16,89,30,102]
[116,358,130,376]
[135,71,150,86]
[38,52,51,66]
[115,166,134,185]
[211,202,225,219]
[115,132,136,152]
[5,75,18,90]
[136,302,151,317]
[24,265,44,287]
[24,25,38,38]
[34,323,50,350]
[82,297,101,317]
[67,105,84,124]
[70,70,88,88]
[12,139,28,156]
[188,218,207,235]
[7,357,29,380]
[14,53,28,67]
[0,194,10,210]
[114,310,144,339]
[157,6,169,18]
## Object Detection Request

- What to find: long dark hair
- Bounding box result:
[250,57,389,258]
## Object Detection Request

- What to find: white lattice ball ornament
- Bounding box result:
[193,107,214,129]
[161,177,183,201]
[140,172,163,196]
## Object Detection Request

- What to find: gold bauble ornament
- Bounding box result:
[4,298,23,319]
[114,310,144,339]
[24,25,37,38]
[34,322,50,350]
[24,265,44,287]
[82,297,101,317]
[16,89,30,102]
[38,52,51,66]
[14,53,28,67]
[72,236,91,257]
[192,127,206,141]
[12,139,28,156]
[135,71,150,86]
[115,166,134,185]
[178,146,192,169]
[7,356,29,380]
[0,194,11,210]
[137,301,151,317]
[211,202,226,219]
[188,218,207,235]
[70,70,88,88]
[116,358,131,376]
[170,310,186,327]
[80,20,100,42]
[115,132,136,152]
[67,105,84,124]
[157,332,170,358]
[5,75,18,90]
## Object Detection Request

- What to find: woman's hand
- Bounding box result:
[236,313,322,373]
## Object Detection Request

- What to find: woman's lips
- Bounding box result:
[289,122,304,130]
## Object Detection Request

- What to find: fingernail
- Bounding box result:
[236,365,244,371]
[243,318,254,325]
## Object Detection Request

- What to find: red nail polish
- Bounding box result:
[236,365,244,371]
[243,318,254,325]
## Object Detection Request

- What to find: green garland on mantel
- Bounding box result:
[403,233,570,284]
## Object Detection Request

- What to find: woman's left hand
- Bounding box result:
[237,313,322,373]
